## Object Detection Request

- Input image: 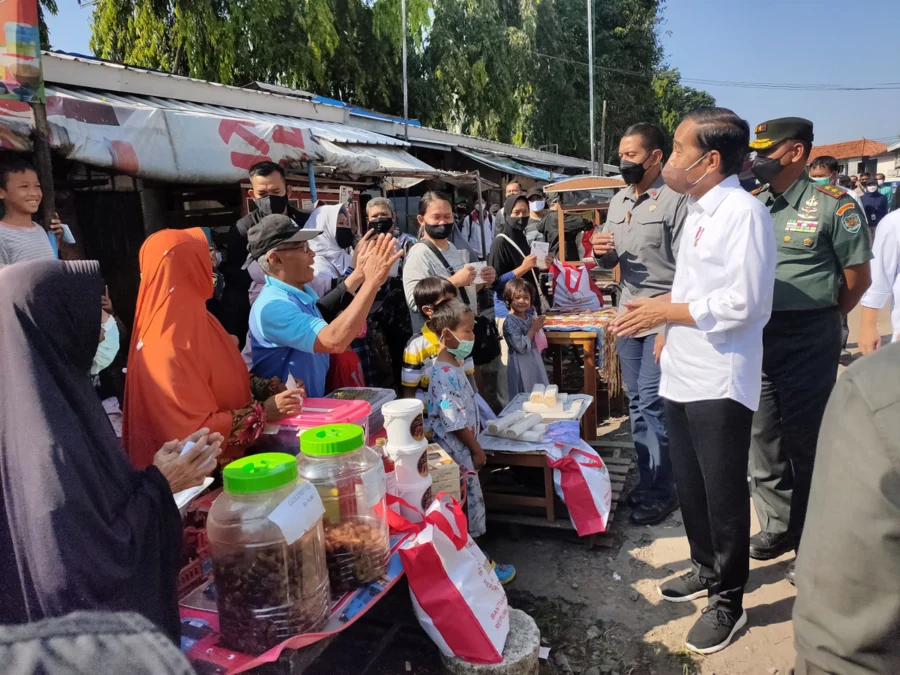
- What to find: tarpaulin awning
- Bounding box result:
[455,148,566,182]
[0,86,440,184]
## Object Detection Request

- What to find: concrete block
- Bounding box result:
[440,608,540,675]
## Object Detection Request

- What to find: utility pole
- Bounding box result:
[32,103,55,231]
[587,0,595,175]
[401,0,409,141]
[599,100,607,176]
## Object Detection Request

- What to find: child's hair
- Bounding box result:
[430,298,473,337]
[0,155,36,190]
[413,276,457,313]
[503,278,537,309]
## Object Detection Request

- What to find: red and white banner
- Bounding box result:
[0,90,382,182]
[400,494,510,664]
[546,443,612,536]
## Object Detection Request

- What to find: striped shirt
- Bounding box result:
[0,222,55,267]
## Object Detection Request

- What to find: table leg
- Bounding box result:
[552,344,563,386]
[543,463,555,522]
[583,338,597,441]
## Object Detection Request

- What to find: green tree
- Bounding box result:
[38,0,58,49]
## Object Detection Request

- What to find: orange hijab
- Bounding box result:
[123,228,251,469]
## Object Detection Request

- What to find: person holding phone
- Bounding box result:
[0,259,223,643]
[0,156,66,267]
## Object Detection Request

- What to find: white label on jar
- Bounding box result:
[267,481,325,545]
[361,464,386,509]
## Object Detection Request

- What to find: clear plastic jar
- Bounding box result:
[207,453,330,654]
[298,424,390,595]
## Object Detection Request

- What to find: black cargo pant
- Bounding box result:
[749,308,842,543]
[666,397,754,614]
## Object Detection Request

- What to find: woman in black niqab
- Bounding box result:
[0,260,183,642]
[487,194,549,310]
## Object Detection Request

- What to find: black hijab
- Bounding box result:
[487,194,531,277]
[0,260,182,642]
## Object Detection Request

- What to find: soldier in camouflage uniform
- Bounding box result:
[747,118,873,583]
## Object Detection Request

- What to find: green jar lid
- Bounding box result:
[300,424,365,457]
[222,453,298,494]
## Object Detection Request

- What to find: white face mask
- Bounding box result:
[91,315,120,375]
[867,185,878,193]
[530,199,545,211]
[877,179,885,186]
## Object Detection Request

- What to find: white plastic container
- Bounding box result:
[382,399,425,449]
[395,472,434,524]
[387,437,429,484]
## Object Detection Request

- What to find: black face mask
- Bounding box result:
[619,157,650,185]
[368,217,394,235]
[335,227,355,249]
[255,194,289,216]
[510,216,529,230]
[424,223,452,240]
[750,155,784,185]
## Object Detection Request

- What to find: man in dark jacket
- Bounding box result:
[860,177,889,236]
[793,342,900,675]
[221,161,308,346]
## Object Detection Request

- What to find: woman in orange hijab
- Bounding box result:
[123,228,303,469]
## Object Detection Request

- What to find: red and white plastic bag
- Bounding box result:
[546,443,612,536]
[399,494,510,663]
[550,260,604,311]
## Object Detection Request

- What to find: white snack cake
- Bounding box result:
[530,384,546,404]
[542,384,559,406]
[427,444,460,484]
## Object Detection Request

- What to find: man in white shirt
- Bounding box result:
[462,200,495,258]
[611,108,776,656]
[858,208,900,351]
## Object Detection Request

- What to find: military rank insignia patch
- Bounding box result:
[836,203,855,216]
[815,184,844,199]
[841,212,862,234]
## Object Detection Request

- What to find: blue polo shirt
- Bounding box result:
[249,276,330,397]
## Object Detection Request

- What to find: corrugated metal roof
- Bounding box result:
[45,84,410,148]
[455,148,566,182]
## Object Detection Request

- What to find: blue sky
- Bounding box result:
[46,0,900,146]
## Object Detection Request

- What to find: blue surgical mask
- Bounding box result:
[811,177,830,185]
[445,329,474,361]
[91,315,120,375]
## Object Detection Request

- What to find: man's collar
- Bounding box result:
[627,173,665,202]
[779,171,813,208]
[690,174,740,216]
[264,275,319,304]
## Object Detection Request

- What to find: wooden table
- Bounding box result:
[545,330,598,441]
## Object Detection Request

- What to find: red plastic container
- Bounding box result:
[256,399,372,455]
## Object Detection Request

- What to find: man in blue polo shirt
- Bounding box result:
[247,214,401,397]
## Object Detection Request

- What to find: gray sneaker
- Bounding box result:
[657,571,711,603]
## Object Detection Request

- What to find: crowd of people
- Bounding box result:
[1,104,899,674]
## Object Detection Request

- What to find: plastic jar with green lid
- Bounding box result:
[207,453,329,654]
[297,424,390,595]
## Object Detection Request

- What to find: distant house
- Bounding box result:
[874,141,900,182]
[808,138,889,177]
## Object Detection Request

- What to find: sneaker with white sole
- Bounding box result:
[685,606,747,655]
[657,571,712,602]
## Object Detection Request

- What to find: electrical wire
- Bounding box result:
[531,50,900,92]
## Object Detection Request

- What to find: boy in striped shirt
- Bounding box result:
[0,156,63,268]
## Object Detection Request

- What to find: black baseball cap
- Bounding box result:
[245,214,320,268]
[526,187,544,199]
[749,117,814,151]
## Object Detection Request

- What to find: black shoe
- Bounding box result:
[658,571,712,603]
[630,493,679,525]
[626,487,649,508]
[685,606,748,655]
[785,560,796,586]
[749,531,796,560]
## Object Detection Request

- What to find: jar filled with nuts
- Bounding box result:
[207,453,330,654]
[298,424,391,596]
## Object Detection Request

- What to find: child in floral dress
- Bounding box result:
[427,298,515,584]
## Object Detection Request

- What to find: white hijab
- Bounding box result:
[306,204,351,296]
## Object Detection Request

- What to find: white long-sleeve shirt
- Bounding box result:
[861,210,900,341]
[660,174,776,411]
[462,211,495,258]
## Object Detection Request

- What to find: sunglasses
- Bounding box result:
[274,242,311,254]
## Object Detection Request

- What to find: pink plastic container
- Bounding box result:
[256,399,372,455]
